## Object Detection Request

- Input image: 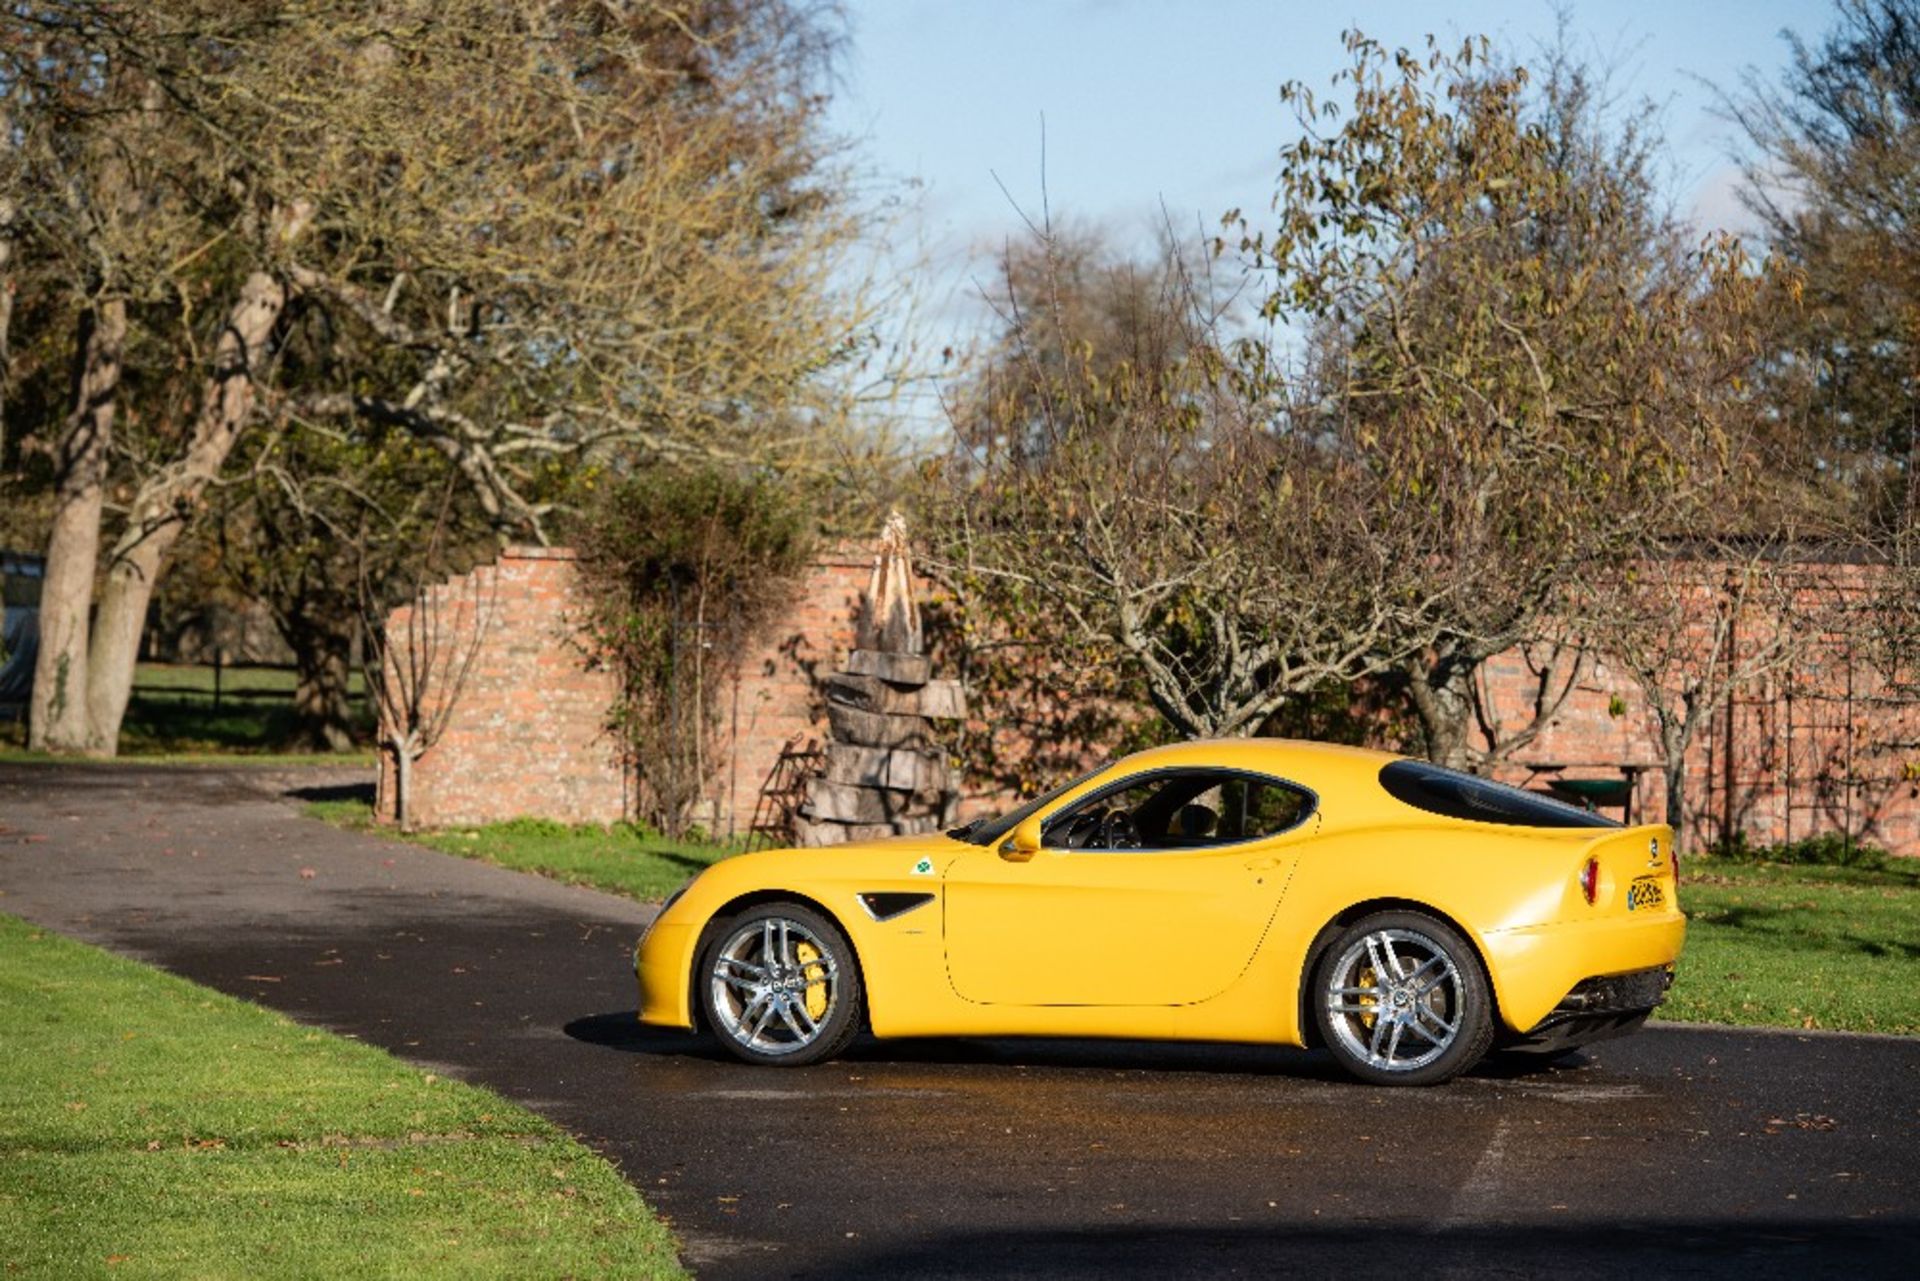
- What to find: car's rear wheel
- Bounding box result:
[1312,910,1494,1086]
[699,903,862,1067]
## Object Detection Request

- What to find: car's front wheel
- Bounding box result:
[699,903,862,1067]
[1312,910,1494,1086]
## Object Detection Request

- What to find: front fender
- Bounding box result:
[634,839,958,1033]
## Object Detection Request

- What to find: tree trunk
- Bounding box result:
[0,98,16,462]
[1405,646,1478,771]
[388,732,413,829]
[0,185,14,458]
[286,607,358,752]
[1661,724,1687,836]
[29,300,125,752]
[83,270,288,753]
[1655,693,1702,842]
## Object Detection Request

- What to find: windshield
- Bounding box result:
[948,762,1111,846]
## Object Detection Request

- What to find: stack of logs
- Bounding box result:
[792,511,965,846]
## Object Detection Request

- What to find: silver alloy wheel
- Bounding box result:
[707,914,840,1058]
[1321,926,1463,1074]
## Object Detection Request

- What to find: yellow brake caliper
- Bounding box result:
[795,941,829,1021]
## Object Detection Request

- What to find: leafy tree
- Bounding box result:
[3,0,875,755]
[937,34,1772,758]
[952,226,1201,470]
[933,224,1428,741]
[1242,33,1763,769]
[212,426,495,751]
[1726,0,1920,679]
[1728,0,1919,489]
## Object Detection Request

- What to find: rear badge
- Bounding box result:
[912,857,935,877]
[1648,836,1661,866]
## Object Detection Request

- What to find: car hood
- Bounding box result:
[711,831,967,882]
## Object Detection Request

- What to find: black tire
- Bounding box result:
[1310,910,1494,1086]
[698,902,863,1067]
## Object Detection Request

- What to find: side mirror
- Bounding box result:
[1001,815,1044,862]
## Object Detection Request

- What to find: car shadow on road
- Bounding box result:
[283,780,376,805]
[561,1009,1592,1083]
[564,1010,731,1061]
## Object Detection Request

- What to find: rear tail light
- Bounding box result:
[1579,857,1600,905]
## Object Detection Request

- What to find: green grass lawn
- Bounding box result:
[1,662,373,757]
[303,799,736,902]
[1666,857,1920,1035]
[0,914,684,1280]
[126,663,367,698]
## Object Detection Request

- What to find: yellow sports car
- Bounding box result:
[635,739,1685,1085]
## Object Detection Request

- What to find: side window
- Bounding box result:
[1210,776,1311,842]
[1043,777,1168,850]
[1041,770,1313,851]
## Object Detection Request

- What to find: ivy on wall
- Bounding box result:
[577,466,814,836]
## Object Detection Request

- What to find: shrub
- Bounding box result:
[1709,831,1893,870]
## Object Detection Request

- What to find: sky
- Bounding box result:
[827,0,1832,371]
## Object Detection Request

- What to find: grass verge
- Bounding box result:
[0,915,684,1280]
[304,798,735,902]
[1666,857,1920,1034]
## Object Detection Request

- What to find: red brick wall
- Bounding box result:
[705,551,873,838]
[376,548,628,828]
[384,547,1920,855]
[377,545,878,835]
[1477,564,1920,854]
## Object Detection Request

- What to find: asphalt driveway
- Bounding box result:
[2,762,1915,1278]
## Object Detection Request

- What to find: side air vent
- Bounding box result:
[858,892,934,922]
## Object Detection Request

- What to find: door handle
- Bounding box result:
[1244,856,1280,871]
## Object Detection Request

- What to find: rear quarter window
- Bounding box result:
[1378,760,1619,829]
